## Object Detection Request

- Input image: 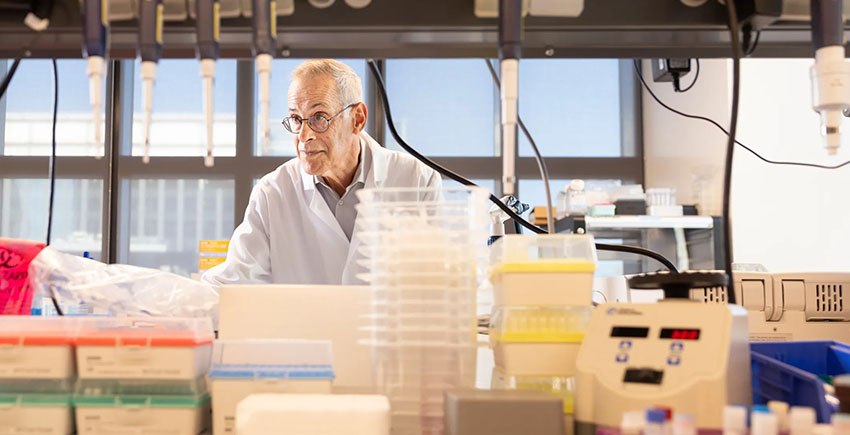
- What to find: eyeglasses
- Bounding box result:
[281,103,359,134]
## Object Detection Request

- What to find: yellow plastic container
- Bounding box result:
[489,306,591,376]
[489,235,597,307]
[491,367,576,414]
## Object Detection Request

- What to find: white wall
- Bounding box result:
[642,58,850,272]
[641,59,730,217]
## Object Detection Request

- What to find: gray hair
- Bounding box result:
[291,59,363,108]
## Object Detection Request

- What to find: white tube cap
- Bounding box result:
[789,407,816,435]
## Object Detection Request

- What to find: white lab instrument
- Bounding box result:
[86,55,104,158]
[575,298,751,432]
[141,60,157,163]
[73,317,214,380]
[562,179,588,217]
[200,132,441,286]
[0,316,76,381]
[217,285,373,393]
[235,394,390,435]
[0,394,73,435]
[753,411,780,435]
[723,405,748,435]
[692,271,850,343]
[769,401,791,432]
[790,407,817,435]
[809,0,850,155]
[209,339,334,435]
[201,59,215,167]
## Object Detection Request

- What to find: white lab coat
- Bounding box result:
[202,132,442,286]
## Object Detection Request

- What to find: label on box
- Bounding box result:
[77,347,198,380]
[0,346,73,378]
[0,406,71,435]
[749,333,792,342]
[78,409,187,435]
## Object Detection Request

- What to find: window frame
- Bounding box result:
[0,57,644,269]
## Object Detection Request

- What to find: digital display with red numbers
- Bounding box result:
[659,328,700,340]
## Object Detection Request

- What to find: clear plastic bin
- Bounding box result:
[75,377,207,396]
[491,368,576,414]
[0,316,76,380]
[489,306,592,343]
[73,390,210,435]
[209,339,335,435]
[0,393,73,435]
[490,235,597,306]
[74,317,214,380]
[488,306,590,376]
[0,377,75,394]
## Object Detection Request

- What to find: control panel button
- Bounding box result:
[670,342,684,353]
[616,353,629,363]
[619,340,632,350]
[667,355,681,366]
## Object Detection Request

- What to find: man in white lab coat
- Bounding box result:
[202,59,441,286]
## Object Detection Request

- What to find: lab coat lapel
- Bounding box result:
[300,167,349,246]
[342,133,388,284]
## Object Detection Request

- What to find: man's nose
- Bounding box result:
[298,123,316,144]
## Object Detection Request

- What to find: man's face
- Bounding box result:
[288,75,357,177]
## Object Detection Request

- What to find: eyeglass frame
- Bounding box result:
[281,102,360,134]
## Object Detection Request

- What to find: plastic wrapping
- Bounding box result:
[28,247,219,323]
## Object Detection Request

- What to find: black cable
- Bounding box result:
[595,243,678,273]
[0,58,22,100]
[46,59,57,246]
[47,59,63,316]
[722,0,741,305]
[366,59,679,273]
[633,60,850,170]
[676,59,700,93]
[367,59,543,234]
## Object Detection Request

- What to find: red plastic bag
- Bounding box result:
[0,238,46,315]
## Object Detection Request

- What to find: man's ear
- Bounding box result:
[353,103,368,134]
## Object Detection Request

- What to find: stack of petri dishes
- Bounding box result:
[355,186,490,435]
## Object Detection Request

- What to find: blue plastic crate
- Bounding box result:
[750,341,850,423]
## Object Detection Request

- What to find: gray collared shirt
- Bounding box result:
[314,139,370,241]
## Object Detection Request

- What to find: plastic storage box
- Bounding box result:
[489,235,597,306]
[0,316,76,381]
[489,306,591,376]
[74,317,214,380]
[750,341,850,423]
[490,368,575,414]
[0,393,73,435]
[209,339,335,435]
[73,379,210,435]
[235,394,390,435]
